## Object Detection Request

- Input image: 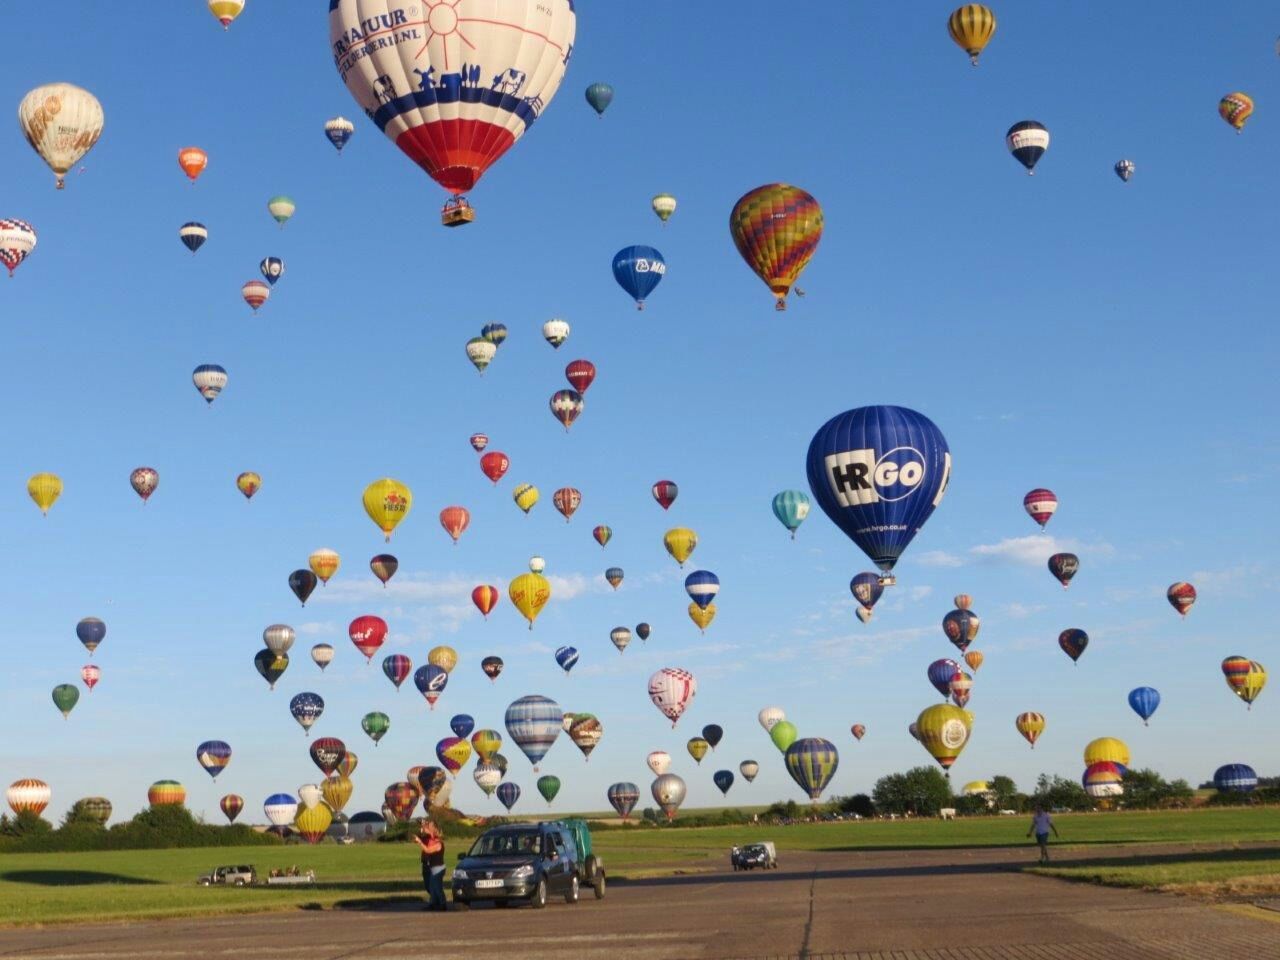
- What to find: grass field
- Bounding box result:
[1033,848,1280,898]
[2,807,1277,926]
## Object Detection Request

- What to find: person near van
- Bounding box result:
[1026,806,1059,863]
[415,821,447,910]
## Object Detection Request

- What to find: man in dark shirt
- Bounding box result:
[414,821,447,911]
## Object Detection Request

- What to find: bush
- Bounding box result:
[872,767,953,816]
[0,805,280,852]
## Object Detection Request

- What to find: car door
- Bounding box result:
[542,832,564,892]
[553,833,571,889]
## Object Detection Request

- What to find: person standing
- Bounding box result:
[414,821,447,910]
[1026,806,1059,863]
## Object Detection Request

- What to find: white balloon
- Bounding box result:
[18,83,104,189]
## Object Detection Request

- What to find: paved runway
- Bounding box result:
[2,845,1278,960]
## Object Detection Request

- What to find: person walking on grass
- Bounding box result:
[414,821,447,911]
[1027,805,1059,864]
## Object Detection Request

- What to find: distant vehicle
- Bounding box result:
[264,867,315,885]
[452,821,596,909]
[730,841,777,871]
[196,864,256,886]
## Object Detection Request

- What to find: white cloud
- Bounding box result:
[907,585,934,603]
[968,535,1114,568]
[295,621,339,636]
[999,601,1045,620]
[1188,563,1275,598]
[917,550,964,568]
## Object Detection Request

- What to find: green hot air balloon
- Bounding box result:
[784,737,839,801]
[584,82,614,117]
[771,490,811,539]
[537,775,561,806]
[53,683,80,718]
[769,719,798,753]
[361,711,390,745]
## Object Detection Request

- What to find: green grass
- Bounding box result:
[1032,848,1280,896]
[2,808,1277,926]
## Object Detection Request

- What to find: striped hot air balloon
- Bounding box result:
[7,779,51,817]
[148,780,186,807]
[947,4,996,65]
[784,738,839,801]
[1219,92,1254,133]
[1167,582,1196,617]
[504,695,563,771]
[1022,488,1058,528]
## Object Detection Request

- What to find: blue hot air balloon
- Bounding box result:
[1213,763,1258,793]
[784,738,840,801]
[713,770,735,795]
[771,490,811,539]
[685,570,720,609]
[555,646,580,674]
[607,781,640,819]
[481,322,508,347]
[76,617,107,655]
[263,793,299,829]
[324,116,354,153]
[414,664,449,708]
[450,714,475,739]
[496,781,521,811]
[927,659,960,699]
[259,257,285,286]
[585,82,614,116]
[179,222,207,254]
[1127,687,1161,726]
[849,573,884,611]
[806,406,951,584]
[195,740,232,779]
[288,693,324,735]
[612,245,666,310]
[504,695,564,771]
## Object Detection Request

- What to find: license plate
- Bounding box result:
[473,879,504,889]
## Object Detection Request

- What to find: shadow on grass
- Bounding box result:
[1036,847,1280,875]
[0,870,162,886]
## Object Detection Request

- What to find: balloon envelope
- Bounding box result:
[612,245,666,309]
[784,738,838,800]
[729,184,824,310]
[504,695,563,768]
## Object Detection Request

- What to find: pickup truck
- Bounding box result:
[196,865,256,886]
[730,841,777,871]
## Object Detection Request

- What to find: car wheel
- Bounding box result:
[564,875,579,904]
[593,874,606,900]
[584,854,600,879]
[530,878,547,909]
[234,879,245,887]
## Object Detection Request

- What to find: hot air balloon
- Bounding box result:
[1222,656,1266,709]
[806,406,951,584]
[437,737,473,776]
[543,318,570,348]
[908,722,921,741]
[739,760,759,782]
[466,337,497,374]
[646,751,671,776]
[652,479,679,510]
[481,322,508,346]
[564,361,597,397]
[148,781,186,807]
[329,0,576,224]
[947,4,996,64]
[569,714,603,760]
[481,656,504,682]
[510,572,551,629]
[942,609,980,653]
[348,615,386,663]
[470,433,489,453]
[471,729,502,763]
[361,711,390,745]
[599,567,623,591]
[1083,737,1130,770]
[479,451,509,485]
[267,195,295,227]
[196,741,232,779]
[652,193,677,223]
[1214,764,1258,794]
[178,146,207,183]
[337,752,359,779]
[505,695,563,771]
[325,116,354,153]
[729,184,824,310]
[954,594,973,611]
[610,626,632,653]
[7,779,51,817]
[651,773,686,821]
[310,737,347,777]
[553,486,582,522]
[433,506,470,546]
[80,664,100,692]
[1083,762,1125,799]
[1128,687,1160,726]
[713,770,735,796]
[648,668,696,728]
[1007,121,1050,174]
[855,605,873,624]
[607,782,640,819]
[414,664,449,709]
[685,570,719,609]
[555,646,579,675]
[1219,93,1254,132]
[370,554,398,586]
[1167,582,1196,617]
[963,650,984,674]
[593,525,612,547]
[686,737,710,765]
[27,473,63,515]
[1114,159,1135,183]
[1015,711,1044,748]
[769,720,798,754]
[0,218,37,277]
[381,654,412,691]
[294,803,333,844]
[928,659,961,698]
[241,280,270,311]
[496,782,521,812]
[585,82,613,116]
[550,390,584,431]
[612,245,666,309]
[473,762,502,797]
[949,671,973,709]
[758,706,785,732]
[636,622,651,642]
[785,738,839,801]
[663,528,697,568]
[179,222,207,254]
[192,364,227,404]
[311,644,334,671]
[470,585,499,619]
[363,478,412,541]
[513,483,540,514]
[19,83,105,189]
[236,471,261,500]
[308,549,340,586]
[254,649,289,689]
[384,783,418,821]
[208,0,244,29]
[916,704,971,776]
[849,573,884,611]
[289,693,324,735]
[52,684,79,719]
[1058,628,1088,663]
[126,467,158,503]
[418,767,451,808]
[220,794,244,823]
[76,617,105,656]
[701,724,724,751]
[771,491,811,539]
[1048,553,1079,588]
[850,724,866,741]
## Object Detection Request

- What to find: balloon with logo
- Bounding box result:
[713,770,735,796]
[565,359,596,394]
[362,478,412,541]
[947,3,996,65]
[178,146,207,182]
[1219,92,1254,132]
[481,656,504,682]
[916,704,971,776]
[1048,553,1079,588]
[785,738,839,800]
[289,693,324,735]
[447,715,475,742]
[439,506,470,544]
[436,737,473,776]
[254,649,288,690]
[608,782,640,819]
[471,729,502,763]
[192,364,227,405]
[1127,687,1160,726]
[847,574,883,613]
[325,116,354,153]
[543,318,570,348]
[612,245,666,309]
[649,668,697,728]
[311,644,334,671]
[0,218,37,277]
[568,714,603,760]
[769,720,798,754]
[646,750,671,776]
[651,773,687,821]
[414,664,449,709]
[554,646,579,675]
[509,573,551,629]
[348,615,387,663]
[806,406,951,584]
[729,184,824,310]
[758,707,785,732]
[1083,761,1125,799]
[663,528,697,568]
[18,83,103,187]
[1167,582,1196,617]
[196,741,232,779]
[77,617,106,656]
[1058,628,1088,664]
[480,451,509,484]
[553,486,582,521]
[259,257,285,287]
[28,473,63,516]
[310,737,347,777]
[307,549,339,585]
[771,491,811,539]
[470,433,489,453]
[610,626,632,653]
[1006,121,1050,174]
[686,600,717,631]
[382,654,411,690]
[850,724,866,742]
[496,781,521,812]
[942,608,980,653]
[473,762,502,797]
[928,659,960,698]
[739,760,759,782]
[1222,656,1266,709]
[1015,711,1045,748]
[505,695,563,771]
[686,737,709,765]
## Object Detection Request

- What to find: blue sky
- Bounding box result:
[2,2,1278,824]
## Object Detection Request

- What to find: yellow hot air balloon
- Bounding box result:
[294,802,333,844]
[964,650,984,673]
[236,471,261,500]
[18,83,105,189]
[688,601,716,633]
[1015,711,1045,748]
[208,0,245,30]
[663,527,698,568]
[428,645,458,674]
[916,704,971,776]
[363,478,412,541]
[947,4,997,66]
[1083,737,1130,768]
[309,548,341,585]
[471,729,502,763]
[321,774,353,813]
[513,483,540,515]
[509,573,551,629]
[442,738,473,774]
[27,473,63,516]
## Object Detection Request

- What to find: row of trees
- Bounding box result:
[0,803,280,852]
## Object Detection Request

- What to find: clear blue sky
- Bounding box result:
[3,2,1278,824]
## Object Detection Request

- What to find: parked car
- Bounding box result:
[730,841,777,870]
[196,865,256,886]
[452,821,583,909]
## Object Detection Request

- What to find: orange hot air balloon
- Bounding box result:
[964,650,984,673]
[178,147,208,183]
[439,506,470,544]
[472,585,499,619]
[553,486,582,523]
[729,184,824,310]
